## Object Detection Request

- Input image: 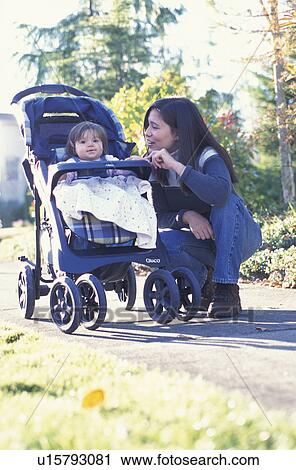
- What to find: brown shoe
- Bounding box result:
[207,283,242,318]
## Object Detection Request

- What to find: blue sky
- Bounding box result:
[0,0,268,122]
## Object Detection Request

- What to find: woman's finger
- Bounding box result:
[148,151,159,160]
[191,228,202,239]
[202,226,211,239]
[151,154,164,168]
[198,221,214,240]
[202,227,213,240]
[192,226,212,240]
[199,230,207,240]
[206,224,214,240]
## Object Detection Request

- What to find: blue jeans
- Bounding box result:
[160,229,215,288]
[210,192,262,283]
[160,192,262,286]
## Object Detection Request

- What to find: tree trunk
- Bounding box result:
[273,60,295,203]
[270,0,295,204]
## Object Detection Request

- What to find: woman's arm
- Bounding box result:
[149,149,232,207]
[180,157,232,206]
[157,211,188,230]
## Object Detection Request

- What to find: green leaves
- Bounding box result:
[17,0,184,101]
[240,209,296,288]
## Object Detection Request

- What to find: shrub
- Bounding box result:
[260,212,296,250]
[0,191,34,228]
[240,209,296,288]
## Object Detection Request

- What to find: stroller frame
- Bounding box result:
[14,84,202,334]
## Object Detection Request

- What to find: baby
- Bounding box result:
[60,121,133,182]
[54,121,157,249]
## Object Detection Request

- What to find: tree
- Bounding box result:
[207,0,295,205]
[248,70,279,159]
[260,0,295,204]
[197,89,265,209]
[18,0,184,100]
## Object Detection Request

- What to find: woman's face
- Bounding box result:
[145,109,178,152]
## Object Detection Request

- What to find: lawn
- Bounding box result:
[0,226,34,262]
[0,321,295,450]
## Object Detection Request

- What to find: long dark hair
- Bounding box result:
[143,97,238,186]
[65,121,108,160]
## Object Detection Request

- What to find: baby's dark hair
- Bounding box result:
[65,121,108,159]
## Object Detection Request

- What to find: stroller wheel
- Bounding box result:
[76,274,107,330]
[171,267,201,322]
[50,277,81,334]
[117,266,137,310]
[17,264,35,319]
[143,269,180,324]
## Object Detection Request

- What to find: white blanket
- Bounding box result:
[53,175,157,249]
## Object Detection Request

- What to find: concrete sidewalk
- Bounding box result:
[1,262,295,417]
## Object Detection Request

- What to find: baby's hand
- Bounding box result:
[125,155,143,160]
[58,174,67,183]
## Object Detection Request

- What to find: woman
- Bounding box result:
[141,97,262,318]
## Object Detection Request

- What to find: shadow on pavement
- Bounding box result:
[62,307,296,350]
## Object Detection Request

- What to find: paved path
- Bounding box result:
[1,262,296,419]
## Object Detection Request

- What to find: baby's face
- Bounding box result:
[75,130,103,161]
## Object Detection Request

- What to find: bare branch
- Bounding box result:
[216,19,271,34]
[221,10,269,18]
[258,0,272,25]
[220,7,295,19]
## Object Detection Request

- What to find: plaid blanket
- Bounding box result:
[63,212,136,245]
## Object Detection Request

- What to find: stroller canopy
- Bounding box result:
[23,95,135,162]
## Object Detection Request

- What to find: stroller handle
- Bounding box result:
[11,84,90,104]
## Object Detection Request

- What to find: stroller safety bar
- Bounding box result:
[48,159,151,191]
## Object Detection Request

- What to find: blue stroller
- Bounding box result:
[13,84,201,334]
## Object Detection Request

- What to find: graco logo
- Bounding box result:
[145,258,161,263]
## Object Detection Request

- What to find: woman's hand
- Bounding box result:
[148,149,185,174]
[183,210,214,240]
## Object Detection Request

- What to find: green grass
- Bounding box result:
[0,226,32,240]
[0,322,296,450]
[0,226,34,262]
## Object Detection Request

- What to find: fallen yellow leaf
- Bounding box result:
[82,389,105,408]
